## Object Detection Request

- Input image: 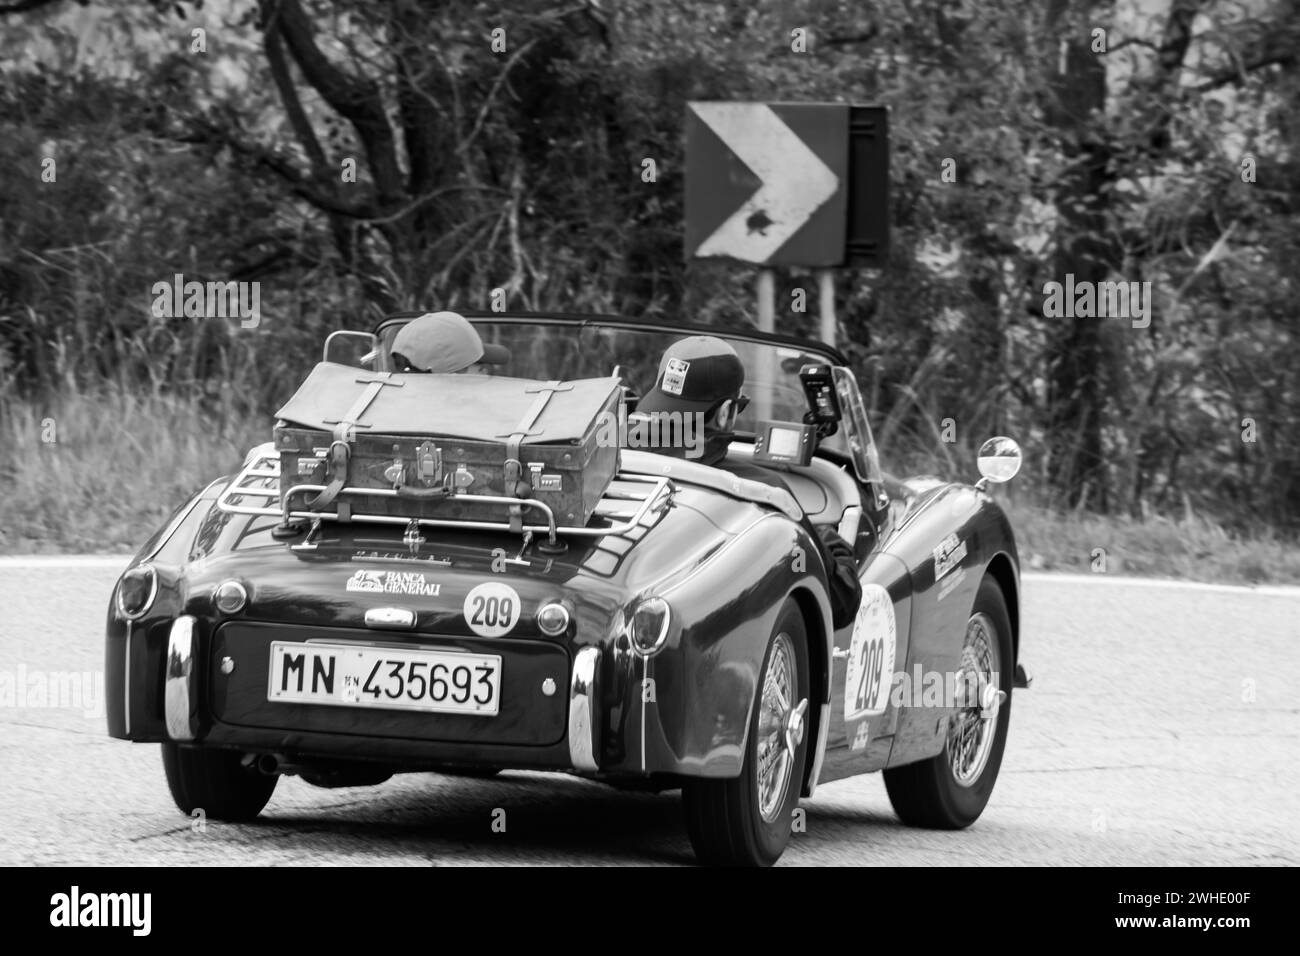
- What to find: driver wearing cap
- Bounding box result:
[637,334,862,628]
[635,336,748,468]
[390,311,511,374]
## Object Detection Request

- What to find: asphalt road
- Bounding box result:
[2,559,1297,866]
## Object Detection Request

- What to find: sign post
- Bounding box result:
[817,269,835,348]
[756,269,776,335]
[756,268,776,420]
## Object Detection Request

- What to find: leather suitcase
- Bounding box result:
[273,363,621,529]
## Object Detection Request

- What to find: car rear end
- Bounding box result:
[107,535,621,776]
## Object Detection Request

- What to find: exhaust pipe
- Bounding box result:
[254,753,304,776]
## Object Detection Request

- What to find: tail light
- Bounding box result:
[536,602,570,636]
[627,597,671,657]
[213,580,249,615]
[115,564,158,621]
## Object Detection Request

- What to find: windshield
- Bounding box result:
[373,316,881,480]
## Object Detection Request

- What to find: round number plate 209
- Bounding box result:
[844,583,896,722]
[463,582,521,637]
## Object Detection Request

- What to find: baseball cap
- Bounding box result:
[637,335,746,415]
[390,311,510,372]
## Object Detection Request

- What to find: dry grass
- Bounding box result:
[1004,499,1300,586]
[0,385,263,554]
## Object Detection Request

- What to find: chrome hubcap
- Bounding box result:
[755,632,807,823]
[947,611,1001,787]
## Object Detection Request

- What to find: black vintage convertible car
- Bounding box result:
[106,312,1029,866]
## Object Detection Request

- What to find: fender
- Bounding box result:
[886,485,1020,768]
[604,511,834,780]
[106,479,227,741]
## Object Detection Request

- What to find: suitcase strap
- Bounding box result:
[311,374,402,512]
[323,373,403,443]
[305,441,351,511]
[498,380,574,532]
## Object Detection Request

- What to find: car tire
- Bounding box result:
[883,575,1013,829]
[161,743,277,822]
[682,598,811,866]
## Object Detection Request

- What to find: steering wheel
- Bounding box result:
[611,364,645,411]
[737,379,811,421]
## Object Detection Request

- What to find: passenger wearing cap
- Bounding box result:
[390,311,510,374]
[637,335,863,629]
[634,336,749,468]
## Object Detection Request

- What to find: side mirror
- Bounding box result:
[975,436,1022,490]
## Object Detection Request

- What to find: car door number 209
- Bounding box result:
[843,583,897,722]
[851,637,885,715]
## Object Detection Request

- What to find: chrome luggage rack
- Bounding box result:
[216,445,673,548]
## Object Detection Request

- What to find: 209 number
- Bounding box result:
[463,582,521,637]
[852,637,885,715]
[469,594,514,629]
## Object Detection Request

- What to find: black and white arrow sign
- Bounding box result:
[685,102,850,267]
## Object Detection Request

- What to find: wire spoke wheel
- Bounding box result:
[756,632,796,822]
[883,576,1014,830]
[946,611,1000,787]
[683,598,810,865]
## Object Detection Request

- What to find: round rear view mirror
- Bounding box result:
[976,436,1022,486]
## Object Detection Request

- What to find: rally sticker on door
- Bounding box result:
[463,581,521,637]
[844,583,896,722]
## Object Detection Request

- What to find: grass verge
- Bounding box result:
[1003,499,1300,586]
[0,386,263,554]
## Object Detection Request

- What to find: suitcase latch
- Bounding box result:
[453,463,474,491]
[415,441,442,486]
[384,443,405,486]
[527,462,562,491]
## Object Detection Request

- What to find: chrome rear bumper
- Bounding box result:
[164,616,200,741]
[568,646,600,772]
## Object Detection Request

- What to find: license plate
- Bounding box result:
[267,642,502,716]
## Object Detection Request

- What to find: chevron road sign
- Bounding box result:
[685,102,888,268]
